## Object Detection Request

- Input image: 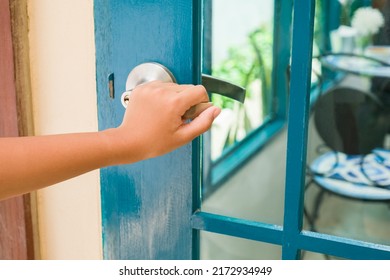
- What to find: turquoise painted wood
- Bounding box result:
[282,0,316,260]
[192,212,283,245]
[94,0,201,259]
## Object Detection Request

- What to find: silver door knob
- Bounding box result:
[121,62,246,119]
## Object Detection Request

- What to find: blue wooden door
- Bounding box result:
[94,0,390,260]
[94,0,202,259]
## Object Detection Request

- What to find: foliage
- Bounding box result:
[211,24,273,148]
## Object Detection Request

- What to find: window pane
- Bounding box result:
[201,0,290,226]
[305,0,390,247]
[201,231,281,259]
[302,250,345,260]
[207,0,274,160]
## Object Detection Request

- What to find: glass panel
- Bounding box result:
[202,134,286,225]
[200,231,281,259]
[206,0,275,160]
[302,250,345,260]
[201,0,289,226]
[304,0,390,246]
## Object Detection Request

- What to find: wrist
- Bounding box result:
[99,128,125,166]
[100,127,147,166]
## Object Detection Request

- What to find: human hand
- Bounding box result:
[0,81,221,198]
[106,81,221,164]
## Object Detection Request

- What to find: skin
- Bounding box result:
[0,81,221,200]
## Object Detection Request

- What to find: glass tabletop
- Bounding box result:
[320,51,390,78]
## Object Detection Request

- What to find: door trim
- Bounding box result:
[0,0,37,260]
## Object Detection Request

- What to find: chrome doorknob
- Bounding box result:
[121,62,246,119]
[120,63,176,108]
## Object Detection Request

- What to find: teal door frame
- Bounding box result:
[94,0,390,260]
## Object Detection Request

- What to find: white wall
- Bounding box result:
[28,0,102,259]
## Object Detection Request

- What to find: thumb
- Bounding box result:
[177,106,221,142]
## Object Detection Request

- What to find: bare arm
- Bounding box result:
[0,81,220,200]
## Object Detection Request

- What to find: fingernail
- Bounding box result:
[213,107,221,119]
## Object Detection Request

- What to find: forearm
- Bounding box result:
[0,82,220,201]
[0,129,122,200]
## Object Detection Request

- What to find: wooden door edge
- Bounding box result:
[10,0,41,260]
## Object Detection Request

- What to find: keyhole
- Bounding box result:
[121,91,131,108]
[123,94,130,105]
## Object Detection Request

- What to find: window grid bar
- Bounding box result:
[281,0,316,259]
[192,211,390,259]
[299,231,390,260]
[192,212,283,245]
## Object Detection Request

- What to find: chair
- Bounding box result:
[318,52,390,108]
[304,86,390,240]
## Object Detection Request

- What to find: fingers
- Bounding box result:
[136,80,193,92]
[135,81,204,102]
[137,81,207,102]
[182,102,213,120]
[177,106,221,142]
[136,81,210,116]
[177,85,209,109]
